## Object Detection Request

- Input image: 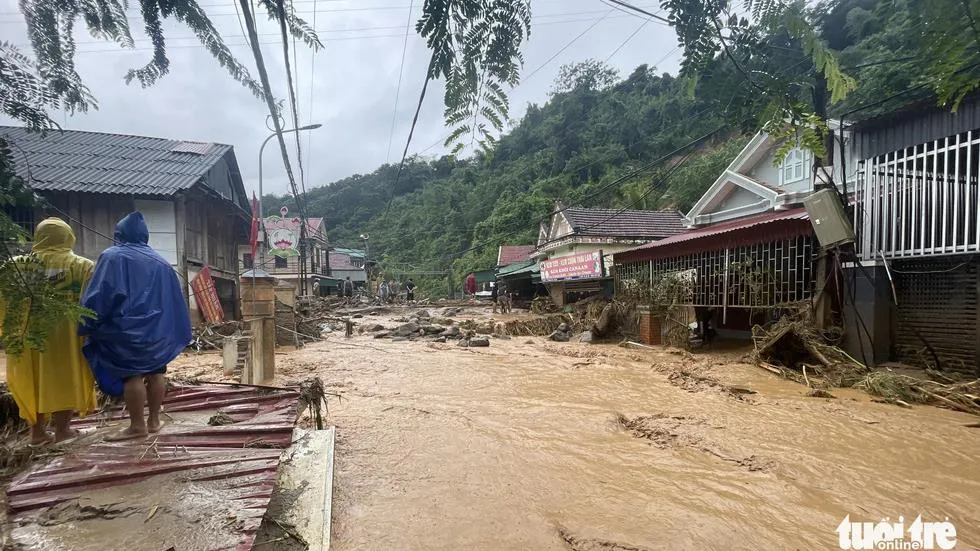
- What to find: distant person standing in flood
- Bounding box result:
[491,281,499,313]
[405,279,417,302]
[379,279,390,302]
[2,218,97,444]
[80,212,191,441]
[342,276,354,299]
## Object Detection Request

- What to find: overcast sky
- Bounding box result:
[0,0,681,197]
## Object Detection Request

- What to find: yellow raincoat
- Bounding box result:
[3,218,97,424]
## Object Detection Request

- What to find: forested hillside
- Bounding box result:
[268,61,747,294]
[267,0,956,296]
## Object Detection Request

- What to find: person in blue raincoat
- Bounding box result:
[80,212,192,441]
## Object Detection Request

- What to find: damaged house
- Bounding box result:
[535,205,684,307]
[847,99,980,376]
[1,126,252,323]
[613,129,855,344]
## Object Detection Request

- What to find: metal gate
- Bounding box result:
[893,255,980,375]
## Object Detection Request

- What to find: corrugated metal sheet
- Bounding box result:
[615,208,811,263]
[0,126,235,199]
[893,256,980,376]
[5,383,303,550]
[563,208,685,239]
[852,99,980,159]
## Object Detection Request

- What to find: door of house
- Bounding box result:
[892,255,980,376]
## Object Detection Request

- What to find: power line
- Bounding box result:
[523,10,615,82]
[385,0,415,164]
[605,16,651,61]
[601,0,670,23]
[9,12,648,55]
[305,0,319,183]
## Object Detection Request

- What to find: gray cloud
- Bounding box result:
[0,0,681,196]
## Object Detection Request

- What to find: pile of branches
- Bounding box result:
[530,296,559,315]
[853,371,980,416]
[503,314,570,336]
[752,303,980,416]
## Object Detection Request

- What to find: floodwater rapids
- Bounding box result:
[184,309,980,551]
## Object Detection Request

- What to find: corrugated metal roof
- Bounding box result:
[496,259,538,278]
[563,207,685,239]
[5,383,303,551]
[0,126,234,197]
[496,245,535,266]
[615,208,811,263]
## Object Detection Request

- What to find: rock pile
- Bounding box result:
[549,323,571,342]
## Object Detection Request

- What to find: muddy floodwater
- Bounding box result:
[171,308,980,550]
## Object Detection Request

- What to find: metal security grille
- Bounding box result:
[615,236,815,308]
[892,256,979,375]
[855,130,980,260]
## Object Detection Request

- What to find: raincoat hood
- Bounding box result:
[33,218,76,252]
[114,211,149,245]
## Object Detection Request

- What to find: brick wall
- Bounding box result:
[637,306,662,346]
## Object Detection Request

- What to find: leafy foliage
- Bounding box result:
[0,141,92,354]
[416,0,532,154]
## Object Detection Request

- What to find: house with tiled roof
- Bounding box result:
[534,204,685,306]
[247,206,329,294]
[614,127,856,343]
[1,125,251,324]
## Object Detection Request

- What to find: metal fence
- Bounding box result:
[615,235,815,309]
[855,129,980,260]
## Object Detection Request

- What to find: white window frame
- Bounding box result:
[779,147,812,187]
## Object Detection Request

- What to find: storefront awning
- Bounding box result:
[496,259,539,279]
[615,208,812,263]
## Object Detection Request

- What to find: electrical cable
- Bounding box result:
[385,0,414,164]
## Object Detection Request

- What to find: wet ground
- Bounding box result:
[170,306,980,551]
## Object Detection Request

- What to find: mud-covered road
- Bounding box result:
[175,307,980,550]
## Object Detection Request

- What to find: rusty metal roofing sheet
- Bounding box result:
[0,126,233,198]
[497,245,535,266]
[5,383,302,551]
[614,208,811,263]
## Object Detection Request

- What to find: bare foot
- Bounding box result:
[54,429,81,443]
[147,419,165,434]
[30,432,54,446]
[105,427,149,442]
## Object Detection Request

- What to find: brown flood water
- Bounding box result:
[177,308,980,551]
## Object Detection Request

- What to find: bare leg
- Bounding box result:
[146,373,166,433]
[30,413,53,445]
[106,376,148,441]
[52,410,79,442]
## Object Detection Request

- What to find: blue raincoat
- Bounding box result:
[80,212,192,397]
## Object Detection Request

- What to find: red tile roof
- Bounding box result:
[563,208,685,239]
[615,208,812,263]
[497,245,536,266]
[6,383,302,550]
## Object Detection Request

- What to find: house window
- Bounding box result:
[780,148,812,187]
[243,253,254,269]
[274,256,287,269]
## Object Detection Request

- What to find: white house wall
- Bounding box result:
[746,147,781,188]
[716,186,765,212]
[134,199,178,266]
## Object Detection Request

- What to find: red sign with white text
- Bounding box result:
[540,250,604,282]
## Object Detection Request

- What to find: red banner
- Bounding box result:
[249,192,260,259]
[191,265,225,323]
[540,250,604,282]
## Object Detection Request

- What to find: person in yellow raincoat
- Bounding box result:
[3,218,97,444]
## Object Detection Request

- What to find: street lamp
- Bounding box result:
[256,123,322,270]
[359,233,370,292]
